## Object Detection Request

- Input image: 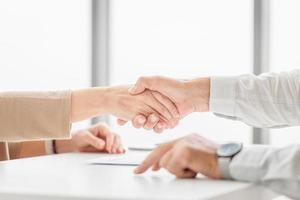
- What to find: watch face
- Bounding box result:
[217,143,242,157]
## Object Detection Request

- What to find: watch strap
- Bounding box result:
[218,157,232,179]
[45,140,55,154]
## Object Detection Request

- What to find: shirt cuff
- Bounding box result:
[228,145,274,182]
[209,76,238,116]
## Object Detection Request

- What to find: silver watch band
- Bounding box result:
[218,157,232,179]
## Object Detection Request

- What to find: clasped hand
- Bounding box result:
[110,76,216,179]
[114,76,210,133]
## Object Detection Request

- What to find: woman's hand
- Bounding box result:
[55,123,125,154]
[104,85,180,131]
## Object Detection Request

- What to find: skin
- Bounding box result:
[134,134,222,179]
[18,123,125,159]
[55,123,125,154]
[113,77,218,179]
[14,84,179,159]
[71,86,179,130]
[118,76,210,132]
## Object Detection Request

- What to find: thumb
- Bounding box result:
[129,76,158,94]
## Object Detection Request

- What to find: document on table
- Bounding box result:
[88,153,147,166]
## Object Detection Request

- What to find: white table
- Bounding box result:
[0,151,279,200]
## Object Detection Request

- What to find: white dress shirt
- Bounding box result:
[209,70,300,199]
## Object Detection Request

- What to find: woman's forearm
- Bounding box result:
[0,88,110,141]
[70,87,109,122]
[9,141,47,159]
[0,90,72,141]
[0,85,176,142]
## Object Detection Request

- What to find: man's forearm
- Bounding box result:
[184,77,210,112]
[209,69,300,128]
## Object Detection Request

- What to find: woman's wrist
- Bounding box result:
[55,139,75,153]
[71,87,109,122]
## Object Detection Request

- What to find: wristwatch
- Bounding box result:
[217,142,243,179]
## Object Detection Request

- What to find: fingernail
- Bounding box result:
[138,117,146,124]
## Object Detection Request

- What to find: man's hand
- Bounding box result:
[105,85,180,132]
[118,76,211,132]
[55,123,125,154]
[134,134,222,179]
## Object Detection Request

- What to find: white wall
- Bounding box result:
[2,0,298,147]
[0,0,92,130]
[109,0,253,146]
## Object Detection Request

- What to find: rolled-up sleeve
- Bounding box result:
[0,90,72,142]
[209,70,300,128]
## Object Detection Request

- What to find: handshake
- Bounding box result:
[71,75,217,179]
[108,76,211,133]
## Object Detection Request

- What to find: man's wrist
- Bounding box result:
[216,143,243,179]
[185,77,210,112]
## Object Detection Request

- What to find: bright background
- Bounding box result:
[0,0,299,147]
[0,0,91,130]
[109,0,252,146]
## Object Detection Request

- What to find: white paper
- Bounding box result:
[88,153,147,166]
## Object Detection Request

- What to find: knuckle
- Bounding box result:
[137,76,147,84]
[151,76,160,86]
[152,75,162,82]
[178,143,191,155]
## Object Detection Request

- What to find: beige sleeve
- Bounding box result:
[0,90,72,142]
